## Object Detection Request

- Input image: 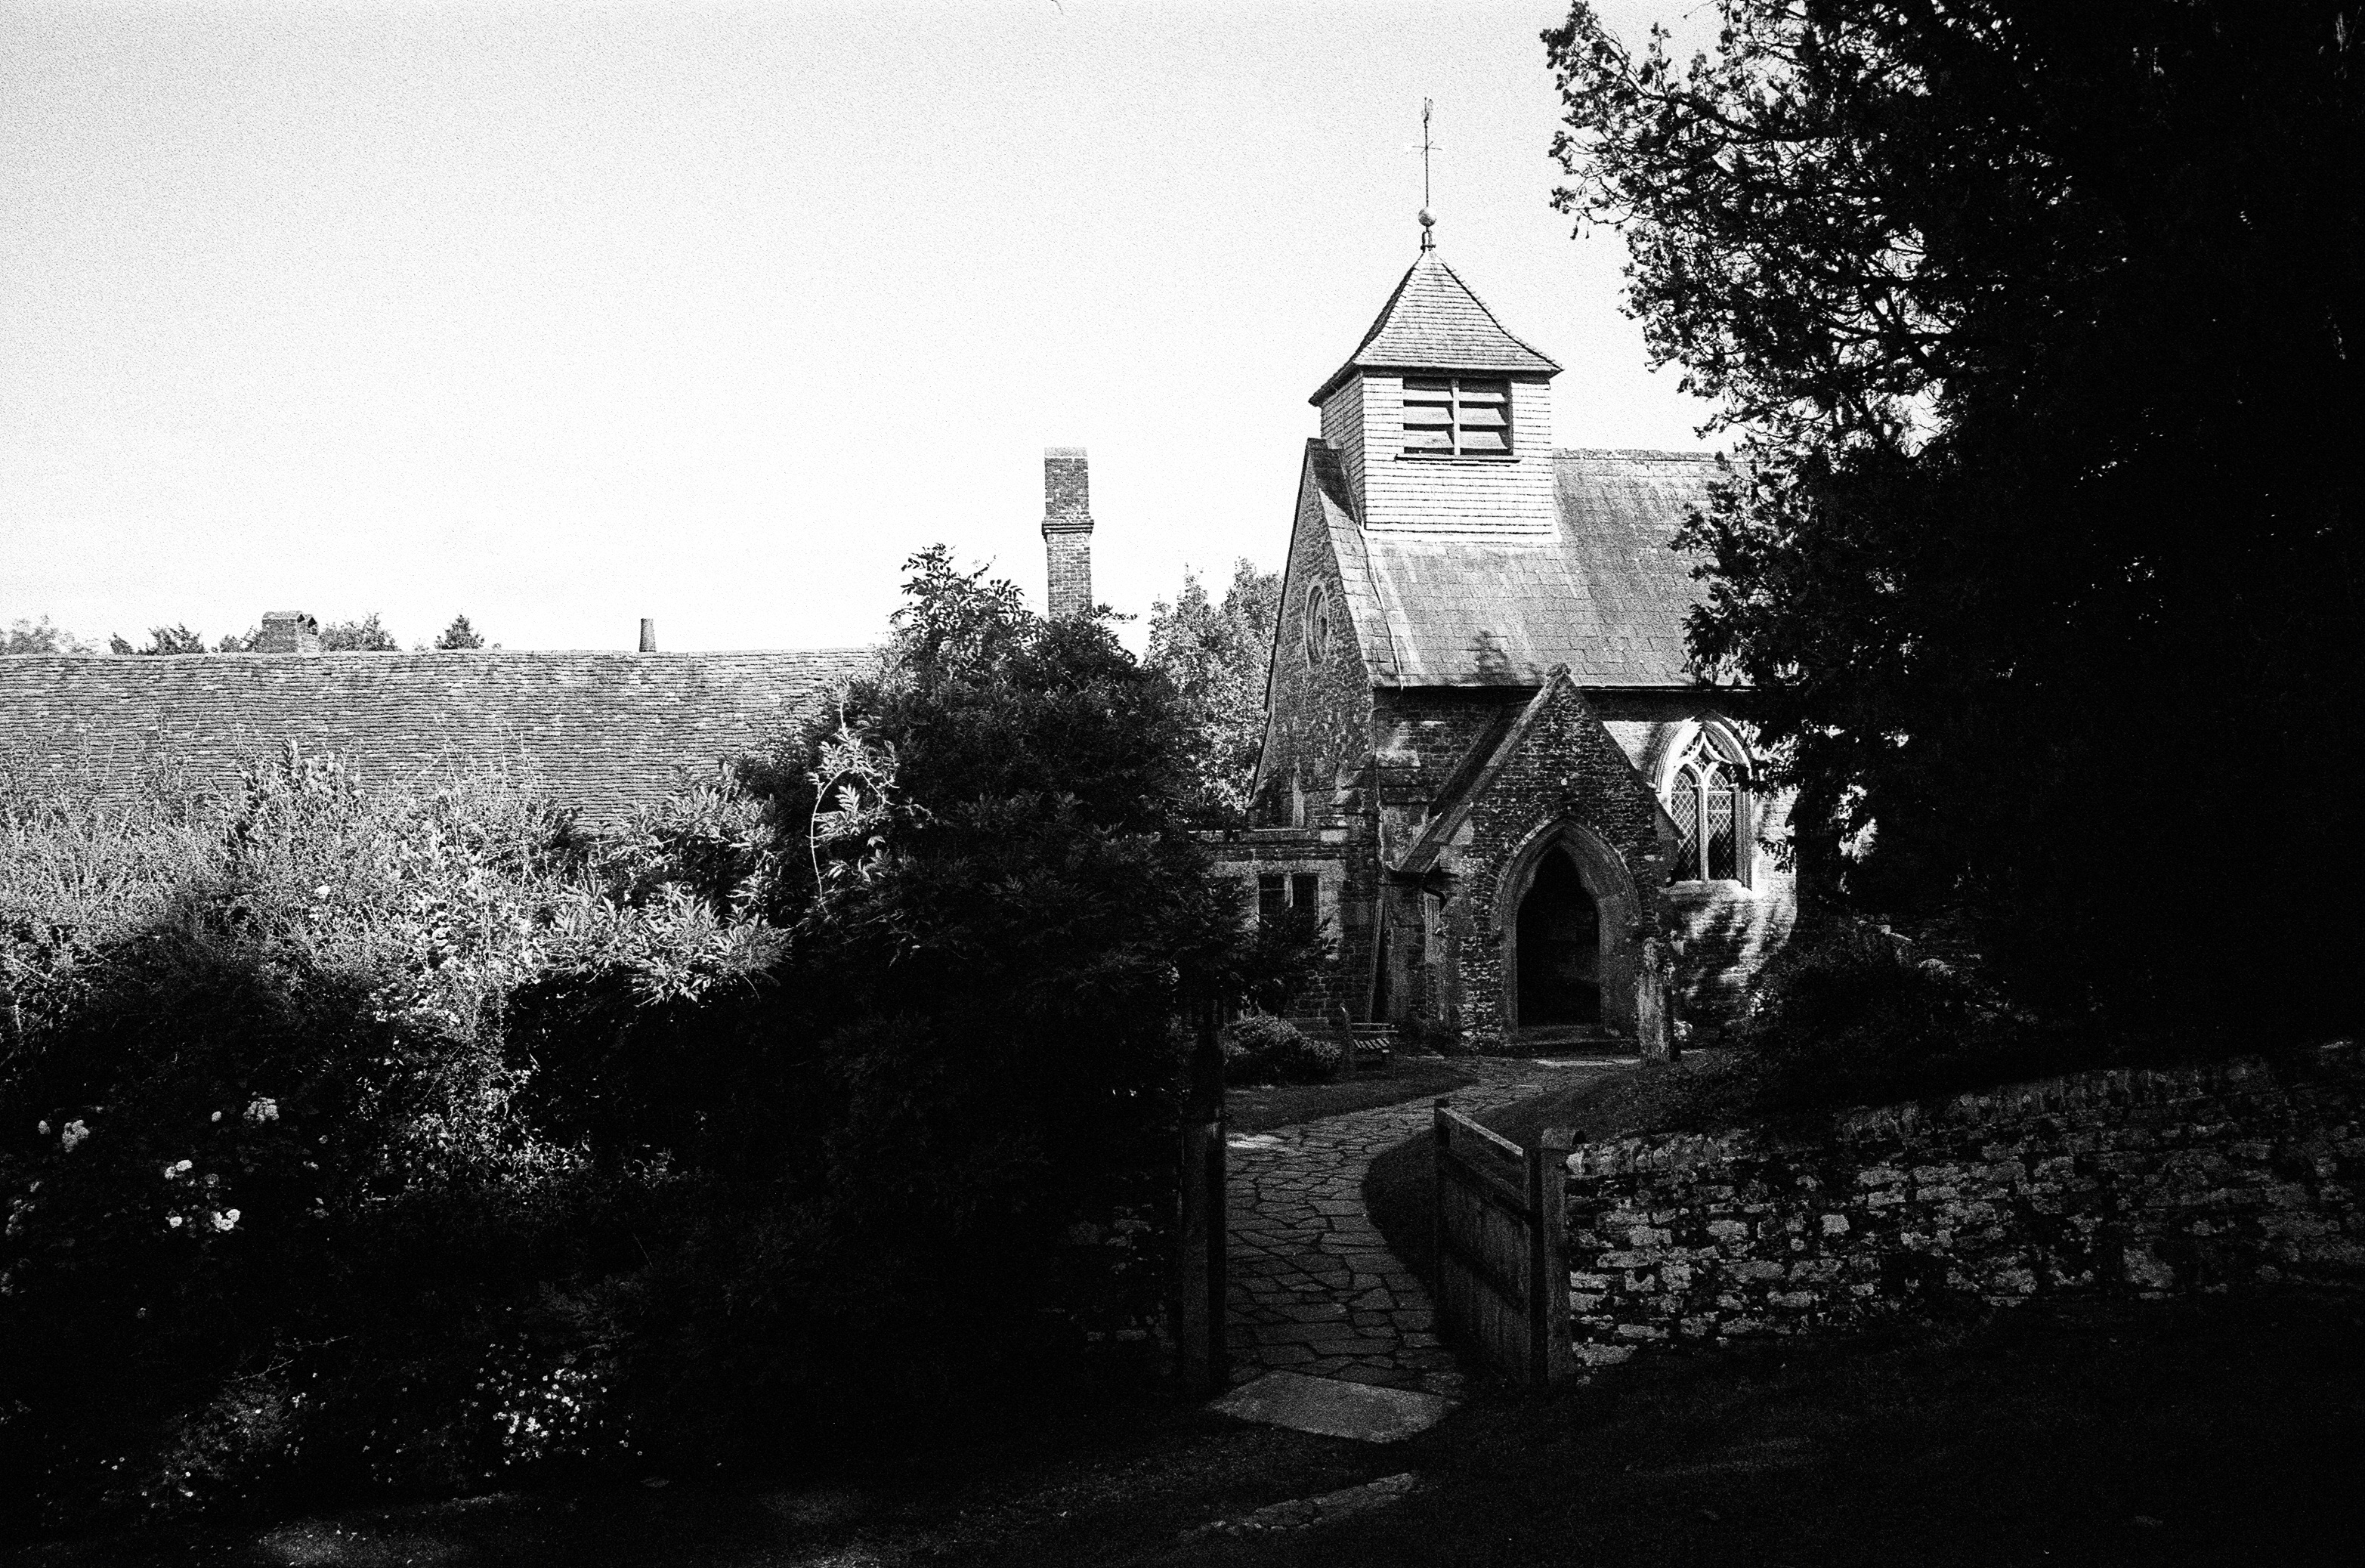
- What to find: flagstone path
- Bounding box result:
[1223,1057,1603,1398]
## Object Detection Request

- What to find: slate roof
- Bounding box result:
[1334,450,1729,688]
[0,649,875,824]
[1309,251,1561,404]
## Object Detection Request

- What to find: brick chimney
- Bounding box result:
[638,618,657,652]
[1041,447,1093,619]
[257,611,321,655]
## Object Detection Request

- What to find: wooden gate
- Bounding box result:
[1431,1100,1573,1389]
[1173,992,1234,1394]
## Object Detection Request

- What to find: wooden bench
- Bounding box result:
[1348,1022,1397,1076]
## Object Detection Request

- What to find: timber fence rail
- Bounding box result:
[1431,1100,1573,1389]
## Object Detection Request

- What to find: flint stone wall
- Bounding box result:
[1563,1042,2365,1365]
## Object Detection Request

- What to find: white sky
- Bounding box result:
[2,0,1721,654]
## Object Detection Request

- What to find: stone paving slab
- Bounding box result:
[1208,1371,1455,1443]
[1220,1056,1594,1397]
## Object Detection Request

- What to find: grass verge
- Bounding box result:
[1138,1288,2365,1566]
[23,1291,2360,1566]
[1224,1057,1475,1135]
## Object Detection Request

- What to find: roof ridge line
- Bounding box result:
[1550,447,1727,461]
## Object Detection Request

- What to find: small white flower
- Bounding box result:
[314,884,332,898]
[243,1098,279,1125]
[167,1214,184,1229]
[210,1111,222,1123]
[209,1208,240,1232]
[60,1120,89,1153]
[36,1121,49,1137]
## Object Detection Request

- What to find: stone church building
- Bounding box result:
[1217,231,1795,1055]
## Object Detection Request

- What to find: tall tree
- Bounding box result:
[1145,559,1280,815]
[1544,2,2361,1036]
[109,625,208,656]
[320,613,400,652]
[432,614,487,650]
[3,618,90,654]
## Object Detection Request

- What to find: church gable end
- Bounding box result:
[1395,670,1674,1053]
[1254,443,1383,823]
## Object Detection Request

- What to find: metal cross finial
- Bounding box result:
[1417,98,1437,250]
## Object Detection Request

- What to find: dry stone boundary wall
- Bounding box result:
[1563,1042,2365,1365]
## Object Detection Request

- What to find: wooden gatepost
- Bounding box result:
[1174,991,1234,1395]
[1431,1100,1574,1389]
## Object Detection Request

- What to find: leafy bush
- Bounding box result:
[1221,1016,1340,1084]
[0,549,1315,1542]
[1396,1010,1463,1056]
[1732,920,2057,1112]
[0,750,712,1533]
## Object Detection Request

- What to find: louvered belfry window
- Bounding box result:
[1402,376,1512,456]
[1665,728,1749,884]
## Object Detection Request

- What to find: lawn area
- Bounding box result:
[1137,1288,2365,1567]
[1224,1056,1476,1134]
[19,1291,2361,1566]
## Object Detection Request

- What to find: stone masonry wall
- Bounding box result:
[1590,693,1799,1031]
[1202,827,1356,1016]
[1451,681,1668,1051]
[1257,474,1374,825]
[1562,1043,2365,1366]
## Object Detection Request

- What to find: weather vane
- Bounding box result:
[1417,98,1438,250]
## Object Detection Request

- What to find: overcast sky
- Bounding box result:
[2,0,1720,654]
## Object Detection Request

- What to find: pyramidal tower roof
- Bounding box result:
[1309,248,1562,405]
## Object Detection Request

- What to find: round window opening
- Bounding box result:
[1303,586,1335,669]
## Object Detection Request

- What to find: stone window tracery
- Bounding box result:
[1664,726,1749,884]
[1303,584,1336,670]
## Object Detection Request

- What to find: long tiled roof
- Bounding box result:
[1340,450,1729,688]
[0,649,875,824]
[1310,252,1561,404]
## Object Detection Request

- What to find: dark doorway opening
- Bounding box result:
[1516,848,1600,1027]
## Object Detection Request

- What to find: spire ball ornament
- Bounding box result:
[1418,208,1435,250]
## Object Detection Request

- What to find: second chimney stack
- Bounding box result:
[258,611,322,655]
[1041,447,1093,620]
[638,619,657,653]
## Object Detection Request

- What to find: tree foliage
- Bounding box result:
[1145,559,1280,816]
[433,614,487,650]
[2,548,1301,1536]
[110,625,209,656]
[3,618,91,655]
[1546,0,2362,1037]
[321,613,400,652]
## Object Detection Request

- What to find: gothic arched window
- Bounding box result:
[1664,727,1749,884]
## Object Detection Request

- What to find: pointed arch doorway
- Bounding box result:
[1495,820,1655,1050]
[1514,848,1602,1027]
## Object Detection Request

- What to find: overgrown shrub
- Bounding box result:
[1220,1015,1340,1084]
[1731,920,2058,1111]
[0,549,1315,1542]
[0,750,721,1534]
